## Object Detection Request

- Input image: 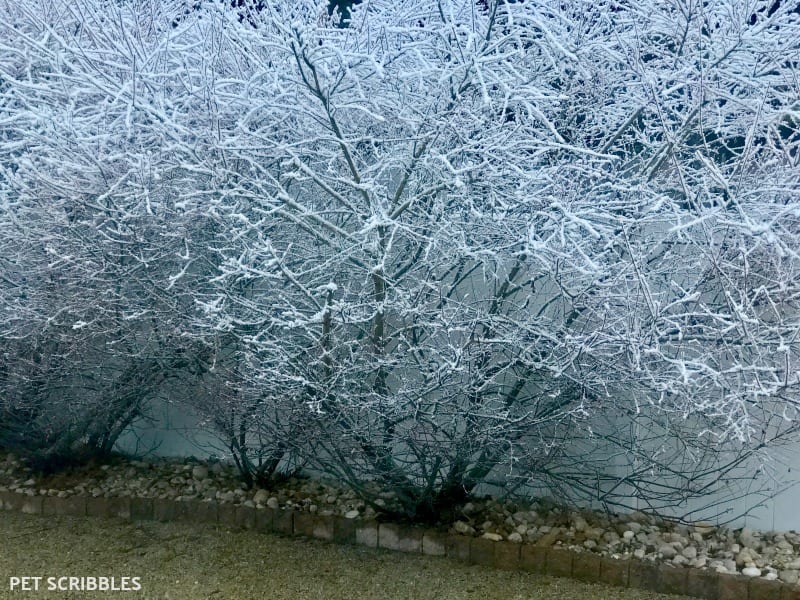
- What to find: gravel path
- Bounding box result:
[0,511,690,599]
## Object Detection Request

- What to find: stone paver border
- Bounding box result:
[2,490,798,600]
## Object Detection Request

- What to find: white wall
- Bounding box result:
[115,400,800,531]
[115,400,221,460]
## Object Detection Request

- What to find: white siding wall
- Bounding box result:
[116,400,800,531]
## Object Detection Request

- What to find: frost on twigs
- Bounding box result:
[0,0,798,521]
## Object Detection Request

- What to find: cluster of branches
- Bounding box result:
[1,0,798,521]
[0,0,215,469]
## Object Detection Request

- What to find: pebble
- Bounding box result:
[267,497,280,510]
[659,544,677,559]
[344,509,360,519]
[454,521,475,535]
[481,533,503,542]
[780,570,799,584]
[253,489,270,504]
[742,566,761,577]
[625,522,642,534]
[682,546,697,559]
[462,502,478,514]
[693,522,715,536]
[573,516,588,532]
[740,528,758,549]
[603,531,619,544]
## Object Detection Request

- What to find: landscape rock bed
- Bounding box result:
[1,451,798,599]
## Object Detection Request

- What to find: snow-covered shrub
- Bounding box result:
[1,0,798,520]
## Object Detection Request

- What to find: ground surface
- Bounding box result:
[0,511,691,600]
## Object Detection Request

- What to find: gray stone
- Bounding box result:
[253,489,270,505]
[462,502,478,515]
[659,544,677,559]
[603,530,620,544]
[739,527,757,549]
[511,511,529,523]
[625,522,642,534]
[724,559,737,573]
[692,522,715,537]
[453,521,475,535]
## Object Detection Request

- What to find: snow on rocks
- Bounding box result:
[2,451,800,588]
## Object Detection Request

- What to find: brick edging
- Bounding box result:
[1,491,796,600]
